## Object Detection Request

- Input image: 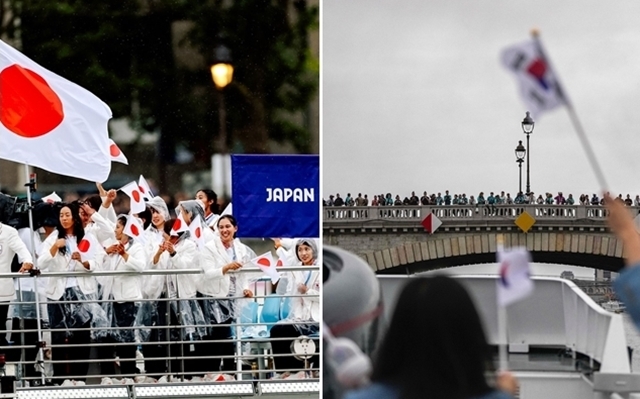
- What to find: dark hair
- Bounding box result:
[56,203,85,255]
[217,215,237,238]
[116,215,135,244]
[84,195,102,212]
[136,208,152,230]
[371,276,493,399]
[197,189,220,215]
[163,218,176,236]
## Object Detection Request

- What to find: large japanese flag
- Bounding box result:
[0,40,112,182]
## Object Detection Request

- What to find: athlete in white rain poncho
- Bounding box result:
[38,202,108,384]
[96,215,146,377]
[192,215,258,374]
[137,212,206,377]
[270,238,320,374]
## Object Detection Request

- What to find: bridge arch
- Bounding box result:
[323,204,629,274]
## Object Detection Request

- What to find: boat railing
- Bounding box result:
[377,274,630,374]
[0,267,320,397]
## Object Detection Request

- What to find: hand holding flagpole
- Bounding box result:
[496,235,508,372]
[495,235,533,372]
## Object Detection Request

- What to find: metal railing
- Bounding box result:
[0,267,319,397]
[323,204,640,224]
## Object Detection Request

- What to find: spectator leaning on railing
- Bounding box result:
[324,190,640,208]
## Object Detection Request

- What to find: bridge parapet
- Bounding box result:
[323,205,635,274]
[324,205,640,230]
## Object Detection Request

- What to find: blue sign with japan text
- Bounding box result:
[231,155,319,238]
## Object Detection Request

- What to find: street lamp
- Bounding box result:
[515,140,526,194]
[211,43,233,199]
[521,111,535,195]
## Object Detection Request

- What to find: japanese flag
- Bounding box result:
[171,212,188,236]
[0,40,112,182]
[120,181,146,214]
[123,215,145,244]
[41,191,61,204]
[109,139,128,165]
[251,252,281,283]
[68,232,100,262]
[189,214,205,251]
[496,247,533,307]
[138,175,153,202]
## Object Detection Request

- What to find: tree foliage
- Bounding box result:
[5,0,318,167]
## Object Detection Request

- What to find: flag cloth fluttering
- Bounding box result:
[0,40,112,182]
[501,36,565,119]
[250,252,281,284]
[109,139,128,165]
[496,246,533,307]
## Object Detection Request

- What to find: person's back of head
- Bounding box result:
[371,275,493,399]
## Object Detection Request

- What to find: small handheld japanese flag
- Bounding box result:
[496,247,533,307]
[41,191,61,203]
[251,252,281,283]
[109,139,128,165]
[73,233,100,262]
[138,175,154,202]
[123,215,145,244]
[171,212,188,236]
[120,181,146,214]
[189,214,205,250]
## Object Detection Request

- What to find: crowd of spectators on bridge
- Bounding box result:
[323,191,640,207]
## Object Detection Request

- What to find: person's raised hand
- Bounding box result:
[496,371,519,396]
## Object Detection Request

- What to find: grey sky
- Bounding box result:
[323,0,640,200]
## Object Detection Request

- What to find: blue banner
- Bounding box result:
[231,155,319,238]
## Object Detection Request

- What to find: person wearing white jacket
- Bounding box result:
[0,222,34,350]
[193,215,256,375]
[97,215,146,377]
[270,238,320,375]
[195,189,221,229]
[38,203,104,383]
[142,218,204,377]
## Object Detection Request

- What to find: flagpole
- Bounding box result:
[531,30,609,191]
[496,234,508,372]
[23,163,46,385]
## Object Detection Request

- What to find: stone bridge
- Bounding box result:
[323,204,640,274]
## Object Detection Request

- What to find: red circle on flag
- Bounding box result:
[276,259,283,267]
[195,227,201,239]
[257,257,271,266]
[0,65,64,137]
[109,144,121,157]
[174,219,181,230]
[138,185,146,193]
[130,224,139,236]
[132,190,140,202]
[45,199,54,204]
[78,239,90,252]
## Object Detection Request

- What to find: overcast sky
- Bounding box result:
[323,0,640,200]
